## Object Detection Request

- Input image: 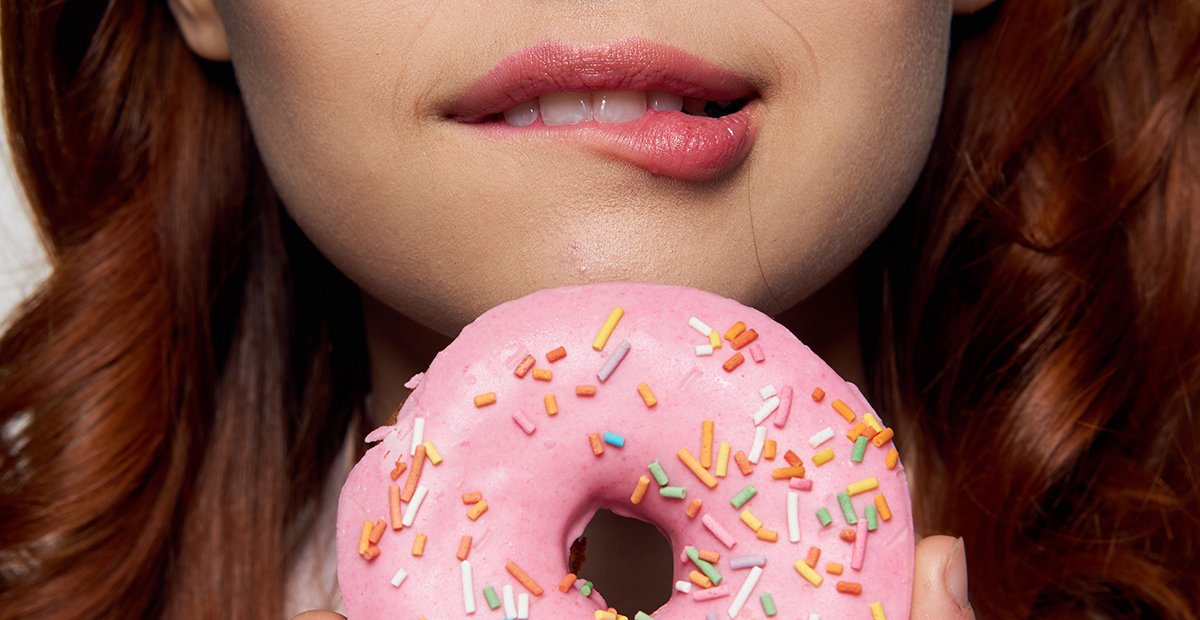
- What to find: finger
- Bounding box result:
[291,611,345,620]
[911,534,974,620]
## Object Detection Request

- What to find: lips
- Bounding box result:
[445,38,762,182]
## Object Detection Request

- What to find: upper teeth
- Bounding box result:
[502,89,691,127]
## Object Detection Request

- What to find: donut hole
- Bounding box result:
[571,509,674,615]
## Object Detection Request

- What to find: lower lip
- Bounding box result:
[466,101,759,183]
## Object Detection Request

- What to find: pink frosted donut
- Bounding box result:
[337,283,913,619]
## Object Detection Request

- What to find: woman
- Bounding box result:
[1,0,1196,618]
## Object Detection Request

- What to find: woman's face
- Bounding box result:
[207,1,953,334]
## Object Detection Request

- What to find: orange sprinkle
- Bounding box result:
[368,519,386,544]
[826,562,844,575]
[874,494,893,521]
[756,528,779,542]
[544,394,559,416]
[631,475,651,505]
[358,520,373,556]
[461,491,483,504]
[514,354,536,378]
[700,420,715,469]
[401,444,426,502]
[872,427,895,448]
[763,439,777,461]
[678,448,718,488]
[637,383,658,408]
[811,387,826,402]
[783,450,803,467]
[862,425,879,440]
[474,392,497,408]
[546,346,567,363]
[411,533,427,557]
[467,499,489,521]
[532,368,553,381]
[831,399,857,422]
[389,485,403,530]
[837,581,863,595]
[805,546,821,568]
[698,549,721,563]
[724,321,747,341]
[688,570,713,588]
[734,450,754,476]
[505,560,545,596]
[730,328,758,350]
[576,385,597,397]
[722,353,745,372]
[456,535,473,561]
[840,528,856,542]
[362,544,380,561]
[389,461,407,481]
[847,422,868,442]
[686,498,703,519]
[558,573,577,593]
[588,432,605,456]
[885,448,900,470]
[771,465,806,480]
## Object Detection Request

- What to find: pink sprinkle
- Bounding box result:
[691,584,731,601]
[851,518,868,570]
[702,513,738,549]
[679,548,690,563]
[749,343,765,363]
[788,477,814,491]
[512,412,536,435]
[773,385,794,429]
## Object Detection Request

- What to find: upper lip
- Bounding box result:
[445,38,761,123]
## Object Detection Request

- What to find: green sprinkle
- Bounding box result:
[580,580,593,596]
[837,491,858,524]
[866,504,879,531]
[685,546,724,585]
[648,460,669,486]
[761,592,778,616]
[659,486,687,499]
[851,435,869,463]
[816,507,833,527]
[635,612,655,620]
[483,585,500,610]
[730,484,758,509]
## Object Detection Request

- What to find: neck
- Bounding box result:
[773,262,868,391]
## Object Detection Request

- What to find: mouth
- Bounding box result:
[444,38,763,183]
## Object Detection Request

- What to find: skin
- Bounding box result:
[166,0,992,615]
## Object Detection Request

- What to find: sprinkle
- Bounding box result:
[514,354,536,378]
[809,426,835,448]
[659,486,687,499]
[727,565,764,618]
[805,546,821,568]
[634,612,655,620]
[686,498,703,519]
[401,444,426,502]
[789,477,814,491]
[677,448,718,488]
[699,549,721,563]
[870,602,887,620]
[532,368,552,381]
[739,509,763,532]
[410,417,425,456]
[837,491,858,525]
[840,528,857,542]
[734,451,754,475]
[836,581,862,595]
[592,307,625,351]
[827,562,844,575]
[388,461,406,481]
[762,441,778,462]
[874,494,892,521]
[851,436,869,463]
[872,427,895,448]
[731,485,757,509]
[731,329,758,350]
[474,392,497,407]
[674,580,693,593]
[787,491,801,543]
[517,592,529,619]
[695,344,714,356]
[483,585,500,610]
[457,535,473,561]
[411,532,427,556]
[543,394,558,416]
[771,465,806,480]
[812,448,834,467]
[756,528,779,542]
[811,387,826,402]
[691,584,730,601]
[467,499,489,520]
[512,411,537,435]
[357,520,373,557]
[389,485,403,530]
[886,448,899,469]
[773,386,794,429]
[586,432,606,456]
[716,442,732,477]
[648,461,669,486]
[546,346,567,363]
[816,507,833,527]
[402,485,428,527]
[702,513,738,549]
[759,384,777,399]
[558,573,577,593]
[748,427,768,463]
[579,581,593,596]
[866,505,879,531]
[784,450,803,466]
[637,383,657,408]
[502,584,517,619]
[506,560,544,596]
[603,432,626,447]
[749,343,765,363]
[831,399,857,423]
[593,611,613,620]
[851,519,868,570]
[686,547,724,586]
[390,567,408,587]
[597,339,631,383]
[422,440,443,465]
[368,519,386,544]
[847,477,880,496]
[724,321,747,341]
[752,397,781,426]
[722,353,745,372]
[761,592,778,616]
[862,413,883,432]
[689,316,716,338]
[631,475,651,504]
[709,330,722,349]
[461,560,476,613]
[794,559,823,587]
[701,420,715,468]
[847,422,869,442]
[577,385,598,397]
[729,555,766,569]
[688,570,713,588]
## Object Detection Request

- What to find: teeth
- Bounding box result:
[503,99,539,127]
[594,91,647,124]
[648,90,683,112]
[539,92,593,126]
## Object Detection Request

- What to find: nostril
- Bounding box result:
[569,509,674,615]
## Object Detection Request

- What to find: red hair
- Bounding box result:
[1,0,1197,618]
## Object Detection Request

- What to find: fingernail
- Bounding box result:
[944,536,970,610]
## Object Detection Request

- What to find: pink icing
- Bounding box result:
[336,283,913,619]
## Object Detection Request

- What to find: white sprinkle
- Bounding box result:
[748,426,768,464]
[751,396,781,425]
[390,567,408,587]
[689,316,715,338]
[788,491,801,543]
[675,580,694,593]
[512,411,537,435]
[502,584,517,619]
[400,484,428,527]
[517,592,529,619]
[759,385,777,399]
[808,426,835,448]
[727,565,764,618]
[410,417,425,456]
[809,614,821,620]
[729,555,767,569]
[695,343,715,356]
[461,560,476,614]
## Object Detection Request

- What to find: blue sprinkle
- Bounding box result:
[603,432,626,447]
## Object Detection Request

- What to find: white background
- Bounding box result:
[0,132,50,326]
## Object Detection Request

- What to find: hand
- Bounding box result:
[911,535,974,619]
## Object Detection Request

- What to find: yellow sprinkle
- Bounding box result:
[544,394,559,416]
[862,413,883,432]
[832,400,857,423]
[708,330,722,349]
[688,569,713,588]
[794,559,824,586]
[637,383,658,408]
[357,520,373,556]
[631,475,651,505]
[592,307,625,351]
[870,601,887,620]
[411,533,427,557]
[594,611,618,620]
[756,527,779,542]
[739,509,763,532]
[473,392,497,408]
[422,440,443,465]
[701,420,715,469]
[716,442,732,478]
[813,448,835,466]
[678,448,718,488]
[533,368,553,381]
[467,500,489,521]
[846,477,879,496]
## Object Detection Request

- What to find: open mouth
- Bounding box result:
[480,92,755,127]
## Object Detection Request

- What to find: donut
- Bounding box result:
[336,283,914,619]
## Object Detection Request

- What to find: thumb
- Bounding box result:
[911,535,974,620]
[292,612,345,620]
